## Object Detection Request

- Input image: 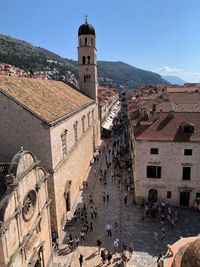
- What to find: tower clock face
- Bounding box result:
[22,190,37,222]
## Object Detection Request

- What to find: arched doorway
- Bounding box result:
[148,189,158,203]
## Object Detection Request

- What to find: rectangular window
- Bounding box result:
[184,149,192,156]
[150,148,158,154]
[196,192,200,198]
[146,166,161,178]
[167,191,171,199]
[182,167,191,180]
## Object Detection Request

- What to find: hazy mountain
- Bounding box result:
[162,75,187,85]
[0,34,168,89]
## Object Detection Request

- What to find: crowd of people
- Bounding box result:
[51,106,136,266]
[61,108,135,266]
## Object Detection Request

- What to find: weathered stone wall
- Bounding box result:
[0,92,100,237]
[134,140,200,206]
[0,93,52,168]
[49,102,100,234]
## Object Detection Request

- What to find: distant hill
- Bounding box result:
[162,75,187,85]
[0,34,168,89]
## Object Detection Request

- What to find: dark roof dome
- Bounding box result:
[78,19,95,36]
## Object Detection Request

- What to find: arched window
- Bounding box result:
[73,121,78,143]
[82,56,86,65]
[84,75,86,82]
[88,112,91,127]
[91,38,93,45]
[85,38,87,45]
[87,56,90,64]
[148,189,158,203]
[79,38,82,46]
[82,115,86,133]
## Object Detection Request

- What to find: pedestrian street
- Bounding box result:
[53,126,200,267]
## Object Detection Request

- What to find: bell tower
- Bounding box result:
[78,17,98,102]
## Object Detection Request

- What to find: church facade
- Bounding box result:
[0,150,52,267]
[0,20,100,237]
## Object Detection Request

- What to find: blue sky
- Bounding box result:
[1,0,200,82]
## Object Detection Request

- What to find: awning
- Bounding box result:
[102,101,121,131]
[103,119,113,130]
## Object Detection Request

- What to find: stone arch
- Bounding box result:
[148,188,158,203]
[8,150,37,179]
[87,56,90,64]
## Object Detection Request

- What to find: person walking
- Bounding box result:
[69,234,73,250]
[89,195,93,204]
[89,221,93,232]
[90,206,94,219]
[75,236,79,248]
[114,221,118,232]
[106,223,112,237]
[154,231,159,243]
[124,193,127,204]
[102,192,106,203]
[106,192,110,202]
[79,254,83,267]
[100,249,106,264]
[94,207,98,218]
[113,238,119,254]
[80,229,85,244]
[97,239,102,254]
[161,227,166,240]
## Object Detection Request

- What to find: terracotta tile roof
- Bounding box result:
[135,112,200,142]
[157,92,200,112]
[167,86,200,93]
[0,76,94,124]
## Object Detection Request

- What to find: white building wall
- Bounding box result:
[134,140,200,206]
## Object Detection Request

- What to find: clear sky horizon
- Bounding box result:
[1,0,200,82]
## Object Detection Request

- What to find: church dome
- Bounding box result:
[78,21,95,36]
[181,238,200,267]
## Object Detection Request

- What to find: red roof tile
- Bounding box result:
[135,112,200,142]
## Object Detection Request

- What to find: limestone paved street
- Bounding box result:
[53,139,200,267]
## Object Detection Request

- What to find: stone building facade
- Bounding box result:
[0,20,100,236]
[0,150,52,267]
[128,89,200,207]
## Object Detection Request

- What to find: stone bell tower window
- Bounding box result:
[85,37,87,45]
[87,56,90,64]
[82,56,86,65]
